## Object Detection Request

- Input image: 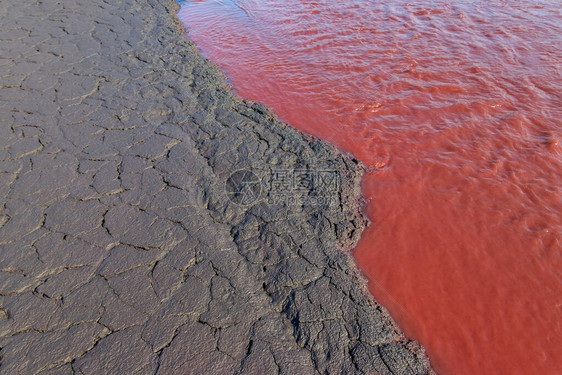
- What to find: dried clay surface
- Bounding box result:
[0,0,433,373]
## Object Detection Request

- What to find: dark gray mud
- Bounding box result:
[0,0,433,373]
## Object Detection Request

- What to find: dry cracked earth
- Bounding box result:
[0,0,433,373]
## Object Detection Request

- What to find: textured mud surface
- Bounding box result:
[0,0,433,373]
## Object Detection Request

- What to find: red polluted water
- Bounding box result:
[177,0,562,373]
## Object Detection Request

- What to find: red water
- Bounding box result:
[177,1,562,373]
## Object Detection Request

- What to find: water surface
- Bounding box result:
[178,1,562,373]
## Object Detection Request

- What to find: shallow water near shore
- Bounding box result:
[177,0,562,373]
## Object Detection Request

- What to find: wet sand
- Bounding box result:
[0,0,432,373]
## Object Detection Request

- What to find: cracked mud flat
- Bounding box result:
[0,0,433,373]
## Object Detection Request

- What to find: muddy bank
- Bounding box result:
[0,0,432,373]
